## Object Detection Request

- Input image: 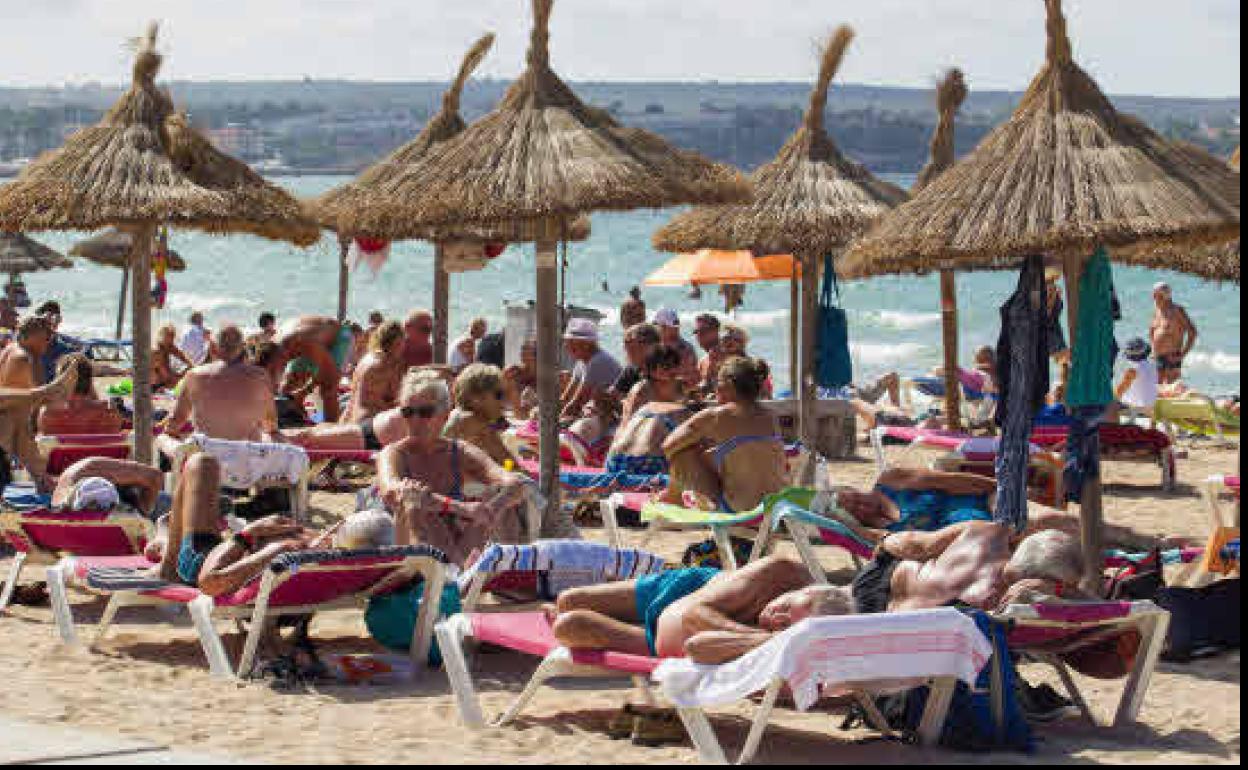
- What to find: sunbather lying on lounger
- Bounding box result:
[145,452,394,596]
[51,457,164,517]
[551,555,853,664]
[827,467,1184,552]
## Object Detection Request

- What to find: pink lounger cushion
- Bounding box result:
[7,512,147,557]
[305,449,377,464]
[470,611,660,675]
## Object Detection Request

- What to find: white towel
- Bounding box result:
[190,435,309,490]
[653,608,993,711]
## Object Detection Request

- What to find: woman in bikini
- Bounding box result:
[444,363,518,467]
[662,356,787,513]
[604,345,692,477]
[377,370,529,565]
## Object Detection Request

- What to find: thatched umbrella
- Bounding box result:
[368,0,751,532]
[313,33,590,357]
[0,232,72,284]
[842,0,1241,594]
[1110,145,1240,284]
[652,26,907,471]
[70,227,187,341]
[843,69,969,427]
[0,23,320,463]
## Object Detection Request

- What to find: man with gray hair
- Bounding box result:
[1149,282,1198,385]
[160,324,278,442]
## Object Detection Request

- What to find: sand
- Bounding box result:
[0,436,1240,765]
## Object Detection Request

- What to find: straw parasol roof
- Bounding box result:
[354,0,752,235]
[912,69,968,194]
[0,23,319,247]
[651,26,907,258]
[1111,145,1240,283]
[0,232,72,274]
[842,0,1241,278]
[313,33,591,245]
[69,227,187,272]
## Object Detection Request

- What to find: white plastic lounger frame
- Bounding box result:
[997,602,1171,727]
[435,613,660,731]
[47,551,446,680]
[599,494,774,570]
[155,434,310,521]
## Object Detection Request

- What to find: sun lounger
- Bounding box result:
[0,484,152,613]
[37,433,134,477]
[46,545,449,679]
[904,376,998,426]
[1031,424,1178,491]
[516,459,668,503]
[1153,396,1240,440]
[654,608,993,763]
[156,433,311,520]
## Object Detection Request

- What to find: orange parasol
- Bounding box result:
[644,249,799,287]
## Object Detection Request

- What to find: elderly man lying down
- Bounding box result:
[551,525,1084,666]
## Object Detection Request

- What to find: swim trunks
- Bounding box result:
[877,485,992,532]
[177,532,224,586]
[1155,353,1184,376]
[359,417,383,451]
[634,567,719,656]
[851,550,899,615]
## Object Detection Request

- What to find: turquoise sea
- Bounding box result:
[19,174,1241,396]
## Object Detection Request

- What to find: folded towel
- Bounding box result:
[190,435,309,489]
[458,540,665,595]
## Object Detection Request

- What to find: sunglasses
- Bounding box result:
[401,404,440,419]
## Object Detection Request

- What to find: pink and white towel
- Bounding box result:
[653,608,992,711]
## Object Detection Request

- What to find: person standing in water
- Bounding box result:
[1149,282,1198,385]
[620,287,647,331]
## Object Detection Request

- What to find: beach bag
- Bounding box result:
[814,254,853,389]
[1156,578,1240,662]
[365,581,462,666]
[842,613,1033,753]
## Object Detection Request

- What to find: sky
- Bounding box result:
[0,0,1240,98]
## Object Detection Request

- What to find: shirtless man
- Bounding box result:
[552,555,850,663]
[273,316,351,423]
[401,310,435,369]
[1149,283,1198,385]
[342,320,406,423]
[378,370,529,565]
[619,286,647,331]
[0,318,78,491]
[152,324,194,391]
[160,325,278,442]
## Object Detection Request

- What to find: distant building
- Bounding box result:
[206,123,267,160]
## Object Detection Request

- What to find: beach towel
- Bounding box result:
[189,434,309,489]
[1067,248,1118,409]
[994,256,1048,533]
[653,608,993,712]
[456,541,666,597]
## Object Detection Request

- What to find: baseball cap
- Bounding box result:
[1153,282,1172,294]
[71,477,120,511]
[654,308,680,328]
[563,318,599,343]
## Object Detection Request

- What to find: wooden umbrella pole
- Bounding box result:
[433,243,450,365]
[336,234,350,323]
[129,223,157,465]
[789,270,800,397]
[114,264,130,342]
[940,269,963,431]
[1061,250,1105,593]
[535,234,562,533]
[798,251,820,484]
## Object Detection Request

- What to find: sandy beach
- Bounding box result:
[1,436,1239,765]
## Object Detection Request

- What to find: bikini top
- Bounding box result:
[711,433,784,473]
[634,409,683,433]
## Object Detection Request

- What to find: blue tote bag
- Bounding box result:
[815,253,854,389]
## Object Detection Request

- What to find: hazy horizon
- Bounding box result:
[0,0,1239,100]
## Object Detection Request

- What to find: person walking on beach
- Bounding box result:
[179,311,212,366]
[620,286,647,330]
[1149,282,1198,385]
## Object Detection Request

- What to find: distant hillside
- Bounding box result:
[0,80,1239,175]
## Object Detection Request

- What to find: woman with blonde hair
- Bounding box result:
[444,363,517,466]
[377,370,531,565]
[342,320,406,423]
